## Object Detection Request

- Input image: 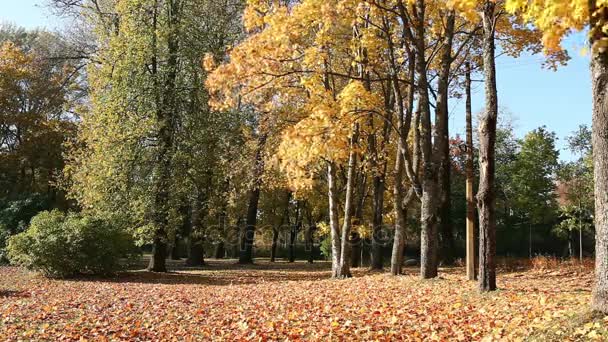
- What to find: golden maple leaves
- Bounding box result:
[506,0,608,53]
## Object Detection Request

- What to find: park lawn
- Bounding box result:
[0,259,605,341]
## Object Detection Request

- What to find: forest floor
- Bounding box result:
[0,258,606,341]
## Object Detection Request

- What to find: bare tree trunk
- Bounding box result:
[370,172,386,270]
[306,221,315,264]
[388,34,416,275]
[186,193,206,266]
[591,0,608,313]
[413,0,438,279]
[270,228,279,262]
[337,125,359,278]
[477,1,498,292]
[435,11,456,266]
[391,137,415,275]
[239,134,266,264]
[465,62,476,281]
[351,172,366,268]
[327,162,342,278]
[289,201,302,263]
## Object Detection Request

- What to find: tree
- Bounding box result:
[506,0,608,313]
[555,125,593,259]
[512,127,560,257]
[0,32,78,206]
[464,62,476,280]
[64,0,244,272]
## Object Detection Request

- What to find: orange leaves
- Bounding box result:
[0,262,604,340]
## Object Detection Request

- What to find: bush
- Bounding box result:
[0,194,51,263]
[7,210,138,278]
[319,236,331,260]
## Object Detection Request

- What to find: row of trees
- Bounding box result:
[0,0,607,314]
[205,0,608,312]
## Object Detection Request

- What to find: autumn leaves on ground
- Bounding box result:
[1,258,605,341]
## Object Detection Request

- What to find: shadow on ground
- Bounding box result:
[64,257,422,286]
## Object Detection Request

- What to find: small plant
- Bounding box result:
[7,210,138,278]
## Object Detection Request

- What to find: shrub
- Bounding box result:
[7,210,138,278]
[319,236,331,260]
[0,194,51,263]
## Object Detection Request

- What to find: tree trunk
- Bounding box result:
[414,0,438,279]
[391,140,411,275]
[306,222,315,264]
[389,33,416,276]
[238,134,266,264]
[270,228,279,262]
[465,62,476,281]
[477,1,498,292]
[350,232,362,268]
[435,11,456,266]
[327,162,342,277]
[186,242,205,266]
[337,125,359,278]
[186,192,206,267]
[148,0,180,273]
[171,241,181,260]
[214,242,225,259]
[370,173,386,270]
[591,0,608,313]
[289,202,302,263]
[149,241,168,272]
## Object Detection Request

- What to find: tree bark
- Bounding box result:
[436,11,456,266]
[350,232,362,268]
[370,173,386,270]
[477,1,498,292]
[413,0,438,279]
[186,192,207,267]
[289,201,302,263]
[391,140,412,275]
[306,221,315,264]
[270,228,279,262]
[327,162,342,278]
[337,125,359,278]
[590,0,608,313]
[388,32,416,275]
[465,61,476,281]
[238,134,267,264]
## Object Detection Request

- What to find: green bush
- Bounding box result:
[320,236,332,260]
[7,210,138,278]
[0,194,51,263]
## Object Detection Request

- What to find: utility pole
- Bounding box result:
[465,62,476,281]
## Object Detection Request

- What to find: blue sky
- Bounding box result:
[2,0,593,161]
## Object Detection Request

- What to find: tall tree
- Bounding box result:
[477,0,498,292]
[465,61,476,281]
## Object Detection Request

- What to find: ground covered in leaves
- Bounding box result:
[0,258,606,341]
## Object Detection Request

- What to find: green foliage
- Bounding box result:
[511,126,559,225]
[0,194,51,263]
[0,194,50,233]
[553,125,594,242]
[7,210,138,278]
[554,204,593,239]
[319,236,332,260]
